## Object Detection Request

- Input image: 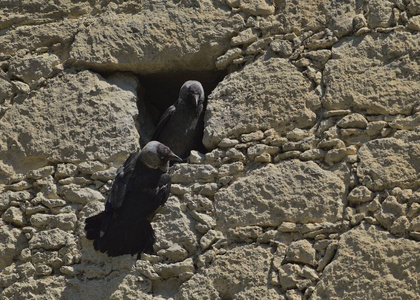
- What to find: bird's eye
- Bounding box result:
[160,156,164,160]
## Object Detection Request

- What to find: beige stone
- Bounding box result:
[270,40,293,57]
[156,244,188,263]
[153,196,198,254]
[238,0,275,16]
[0,1,419,299]
[176,245,277,299]
[30,213,77,230]
[8,54,60,87]
[284,240,316,266]
[214,160,346,230]
[215,48,243,69]
[358,137,420,191]
[69,7,244,74]
[347,186,374,204]
[29,228,75,250]
[323,32,420,115]
[154,258,194,279]
[311,223,420,299]
[0,221,26,271]
[0,77,14,105]
[170,164,218,184]
[0,19,78,56]
[64,187,105,204]
[204,57,318,149]
[2,207,26,227]
[231,28,258,46]
[27,166,55,180]
[337,113,368,129]
[0,71,139,183]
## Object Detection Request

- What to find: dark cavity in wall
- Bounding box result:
[137,70,227,150]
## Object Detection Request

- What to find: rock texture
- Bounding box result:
[214,160,346,229]
[1,0,419,299]
[311,223,420,299]
[0,70,139,180]
[204,57,318,149]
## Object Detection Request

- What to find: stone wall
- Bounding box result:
[0,1,419,299]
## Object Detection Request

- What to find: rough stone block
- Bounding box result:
[214,160,347,230]
[311,224,420,299]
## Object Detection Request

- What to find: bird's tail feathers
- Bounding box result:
[94,219,155,259]
[84,212,103,240]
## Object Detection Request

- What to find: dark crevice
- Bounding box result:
[137,70,227,148]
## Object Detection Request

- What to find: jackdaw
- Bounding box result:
[84,141,182,258]
[152,80,206,159]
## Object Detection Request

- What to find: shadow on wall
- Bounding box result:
[59,227,151,299]
[137,70,227,148]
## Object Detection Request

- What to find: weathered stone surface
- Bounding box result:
[365,0,394,29]
[64,187,105,204]
[366,121,387,136]
[0,70,139,183]
[374,195,406,229]
[2,207,26,227]
[273,1,328,34]
[215,47,243,69]
[323,32,420,115]
[170,164,218,184]
[0,1,419,299]
[0,191,32,211]
[29,228,75,250]
[8,53,60,87]
[175,273,220,300]
[200,230,224,250]
[270,39,293,57]
[30,213,77,230]
[239,0,275,16]
[69,5,244,73]
[326,0,356,37]
[204,57,318,149]
[0,221,26,271]
[358,136,420,191]
[91,167,118,181]
[77,161,109,175]
[347,186,374,204]
[157,244,189,263]
[55,163,78,179]
[311,223,420,299]
[153,196,198,254]
[176,245,279,299]
[27,166,55,180]
[337,113,368,129]
[278,263,302,290]
[154,258,194,279]
[214,160,346,230]
[0,77,14,105]
[1,276,66,300]
[231,28,258,46]
[0,19,78,55]
[284,240,316,266]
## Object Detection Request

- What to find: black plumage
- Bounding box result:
[153,80,206,159]
[85,141,182,258]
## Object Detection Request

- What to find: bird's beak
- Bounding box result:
[167,151,183,162]
[194,94,200,107]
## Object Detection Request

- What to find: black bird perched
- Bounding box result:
[84,141,182,258]
[152,80,206,159]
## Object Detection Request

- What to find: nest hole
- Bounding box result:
[137,70,227,150]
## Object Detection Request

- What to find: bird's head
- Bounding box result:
[139,141,183,172]
[179,80,205,107]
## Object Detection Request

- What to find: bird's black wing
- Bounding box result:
[107,152,141,209]
[152,105,176,140]
[144,173,171,220]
